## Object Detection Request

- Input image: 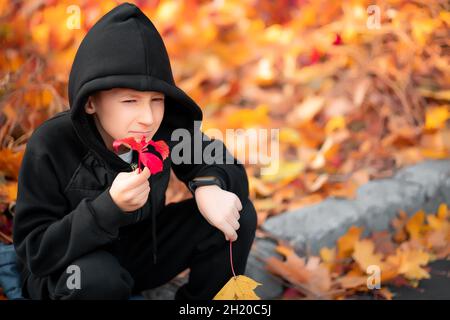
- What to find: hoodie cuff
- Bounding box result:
[196,167,229,190]
[89,187,124,237]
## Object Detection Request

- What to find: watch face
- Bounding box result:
[194,176,217,182]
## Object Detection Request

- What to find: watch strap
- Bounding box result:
[188,176,225,194]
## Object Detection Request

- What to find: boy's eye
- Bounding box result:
[121,97,164,103]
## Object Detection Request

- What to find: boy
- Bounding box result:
[13,2,257,300]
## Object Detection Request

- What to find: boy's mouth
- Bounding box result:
[129,130,152,136]
[128,131,155,142]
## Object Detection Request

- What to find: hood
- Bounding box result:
[68,2,202,171]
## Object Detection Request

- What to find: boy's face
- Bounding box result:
[85,88,165,153]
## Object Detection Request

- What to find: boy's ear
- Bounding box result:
[84,96,96,114]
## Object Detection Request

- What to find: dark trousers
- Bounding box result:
[22,197,257,300]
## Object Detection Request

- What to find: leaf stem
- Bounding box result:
[230,240,236,278]
[138,152,141,173]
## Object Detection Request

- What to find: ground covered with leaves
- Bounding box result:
[264,204,449,299]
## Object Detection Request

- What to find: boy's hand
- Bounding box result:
[109,167,151,213]
[194,185,242,242]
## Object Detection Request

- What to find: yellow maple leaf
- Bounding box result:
[279,127,302,147]
[406,210,425,240]
[325,115,346,134]
[352,240,384,271]
[386,248,430,280]
[226,104,270,129]
[427,214,448,231]
[437,203,448,220]
[427,203,449,231]
[337,226,363,258]
[213,275,261,300]
[261,160,304,184]
[425,106,450,130]
[319,247,336,263]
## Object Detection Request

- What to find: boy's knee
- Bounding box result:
[54,250,134,300]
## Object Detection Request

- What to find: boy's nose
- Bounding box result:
[140,106,154,126]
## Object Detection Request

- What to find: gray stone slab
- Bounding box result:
[262,198,363,254]
[394,160,450,213]
[354,179,425,232]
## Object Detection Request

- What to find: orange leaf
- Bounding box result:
[337,226,363,259]
[406,210,425,240]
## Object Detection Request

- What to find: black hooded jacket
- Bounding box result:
[13,2,249,279]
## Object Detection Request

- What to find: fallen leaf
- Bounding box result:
[266,245,332,296]
[406,210,426,240]
[288,96,325,125]
[337,226,363,259]
[336,275,367,289]
[377,287,394,300]
[213,275,261,300]
[386,248,430,280]
[425,106,450,130]
[352,240,384,272]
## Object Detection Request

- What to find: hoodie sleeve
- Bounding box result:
[13,149,124,278]
[171,129,249,204]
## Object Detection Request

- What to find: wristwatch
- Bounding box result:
[188,176,225,194]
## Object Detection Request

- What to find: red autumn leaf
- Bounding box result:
[309,48,322,65]
[148,140,170,160]
[113,135,169,174]
[332,33,343,45]
[141,152,164,174]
